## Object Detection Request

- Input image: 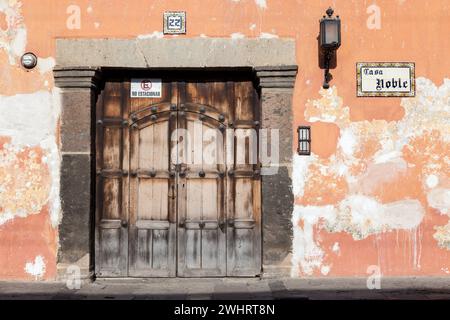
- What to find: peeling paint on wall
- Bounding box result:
[0,0,26,65]
[0,0,60,280]
[292,77,450,276]
[24,255,46,279]
[254,0,267,9]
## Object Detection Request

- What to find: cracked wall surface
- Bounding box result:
[0,0,449,280]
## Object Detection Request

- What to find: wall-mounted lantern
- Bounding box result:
[319,7,341,89]
[297,126,311,156]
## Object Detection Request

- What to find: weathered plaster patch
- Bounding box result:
[427,188,450,215]
[305,86,349,125]
[0,142,50,225]
[24,255,46,279]
[426,174,439,189]
[292,153,317,198]
[137,31,164,39]
[292,197,424,275]
[0,91,60,146]
[0,90,61,227]
[293,78,449,275]
[357,159,407,195]
[37,57,55,75]
[0,0,26,65]
[260,32,278,39]
[332,242,340,255]
[230,32,245,39]
[338,128,357,157]
[400,78,450,142]
[434,222,450,250]
[321,265,331,275]
[254,0,267,9]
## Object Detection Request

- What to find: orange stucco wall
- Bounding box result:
[0,0,449,280]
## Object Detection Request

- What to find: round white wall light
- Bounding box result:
[21,52,38,69]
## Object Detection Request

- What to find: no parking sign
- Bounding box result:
[130,78,162,98]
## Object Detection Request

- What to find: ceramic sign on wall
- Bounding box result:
[163,11,186,34]
[357,62,415,97]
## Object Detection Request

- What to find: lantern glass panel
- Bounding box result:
[322,19,341,48]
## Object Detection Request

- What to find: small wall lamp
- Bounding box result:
[319,7,341,89]
[297,126,311,156]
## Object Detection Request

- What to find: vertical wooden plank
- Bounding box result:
[227,79,261,277]
[235,81,254,121]
[152,230,169,269]
[103,81,122,118]
[235,178,253,219]
[122,79,131,276]
[186,230,201,269]
[96,79,128,277]
[211,82,228,117]
[138,125,154,169]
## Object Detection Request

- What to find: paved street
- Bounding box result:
[1,277,450,300]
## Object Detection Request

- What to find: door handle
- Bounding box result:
[121,220,128,228]
[228,219,234,228]
[179,220,185,228]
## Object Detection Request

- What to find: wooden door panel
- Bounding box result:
[226,81,262,277]
[177,108,226,277]
[128,108,176,277]
[95,80,128,277]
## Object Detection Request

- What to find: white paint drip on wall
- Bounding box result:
[24,256,46,279]
[292,197,424,275]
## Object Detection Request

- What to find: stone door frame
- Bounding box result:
[54,38,297,280]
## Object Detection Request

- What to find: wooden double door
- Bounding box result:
[95,72,261,277]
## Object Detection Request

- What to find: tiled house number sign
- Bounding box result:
[163,11,186,34]
[357,62,415,97]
